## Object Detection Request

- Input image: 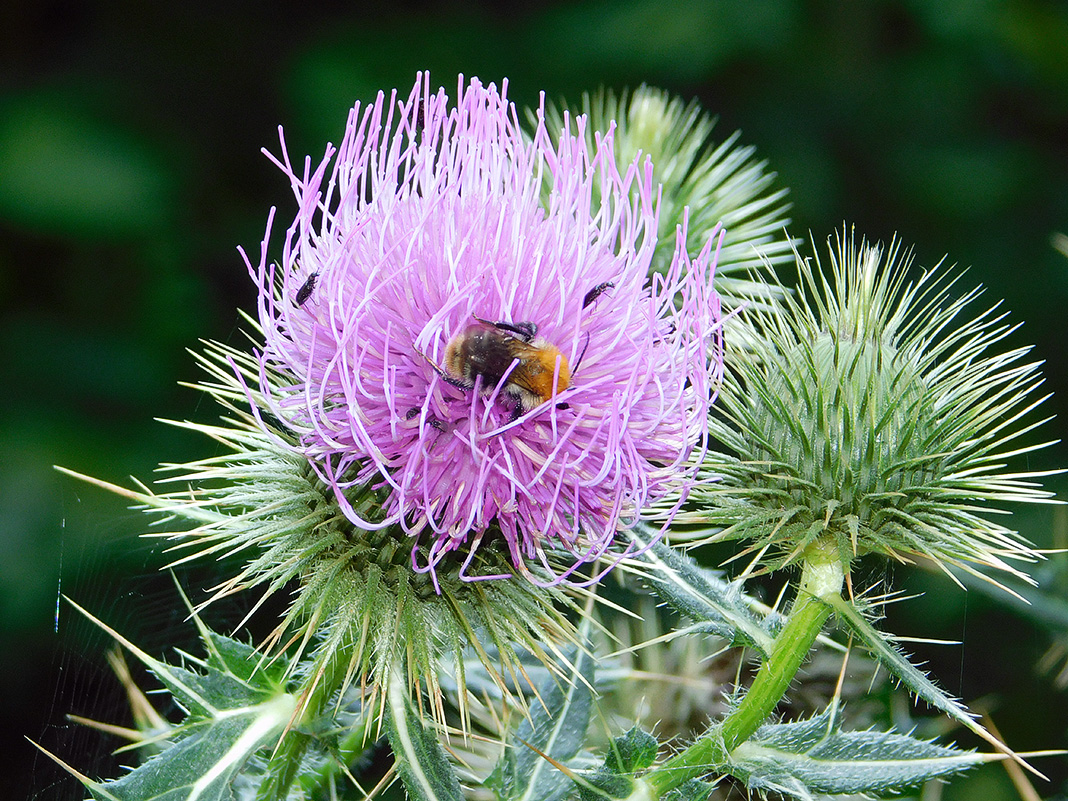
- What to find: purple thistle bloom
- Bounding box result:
[243,74,723,587]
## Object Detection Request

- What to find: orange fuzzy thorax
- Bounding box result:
[514,342,570,404]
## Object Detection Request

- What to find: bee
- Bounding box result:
[442,319,571,417]
[433,282,614,419]
[295,271,319,306]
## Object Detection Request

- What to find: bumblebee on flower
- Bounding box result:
[52,67,1061,801]
[248,73,723,586]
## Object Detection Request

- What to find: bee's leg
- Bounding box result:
[505,394,527,423]
[572,332,592,373]
[419,350,474,391]
[438,372,474,391]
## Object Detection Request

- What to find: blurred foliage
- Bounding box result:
[2,1,1066,799]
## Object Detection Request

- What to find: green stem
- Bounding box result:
[720,583,833,750]
[644,541,844,797]
[255,637,359,801]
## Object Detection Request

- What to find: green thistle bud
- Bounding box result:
[540,85,795,308]
[688,227,1059,584]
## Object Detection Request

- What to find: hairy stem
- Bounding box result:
[644,539,844,796]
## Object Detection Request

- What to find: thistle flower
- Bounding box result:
[64,74,723,740]
[249,74,723,587]
[541,85,794,308]
[688,227,1058,585]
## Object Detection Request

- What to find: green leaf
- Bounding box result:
[178,583,288,694]
[627,528,776,655]
[83,693,297,801]
[663,779,718,801]
[576,725,660,801]
[159,661,273,716]
[384,669,466,801]
[202,632,287,690]
[66,598,271,718]
[489,640,596,801]
[729,704,984,799]
[576,773,635,801]
[604,727,658,774]
[824,593,1007,753]
[59,599,301,800]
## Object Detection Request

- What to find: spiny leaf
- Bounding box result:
[66,599,228,718]
[664,779,718,801]
[74,695,296,801]
[384,669,465,801]
[489,630,596,801]
[576,723,661,800]
[174,579,290,691]
[627,528,776,655]
[825,593,1022,765]
[729,704,985,798]
[202,632,287,690]
[61,598,302,800]
[604,727,658,774]
[576,773,636,801]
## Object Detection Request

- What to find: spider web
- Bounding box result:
[18,443,286,801]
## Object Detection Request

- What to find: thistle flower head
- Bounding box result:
[250,74,723,587]
[690,227,1058,585]
[69,74,724,734]
[541,85,795,307]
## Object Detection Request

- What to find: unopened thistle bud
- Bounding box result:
[689,227,1058,585]
[542,85,794,307]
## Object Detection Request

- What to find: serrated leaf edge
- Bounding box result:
[386,668,466,801]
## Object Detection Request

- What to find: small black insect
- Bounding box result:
[406,406,446,432]
[295,272,319,306]
[582,281,614,309]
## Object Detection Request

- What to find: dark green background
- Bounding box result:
[3,1,1067,799]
